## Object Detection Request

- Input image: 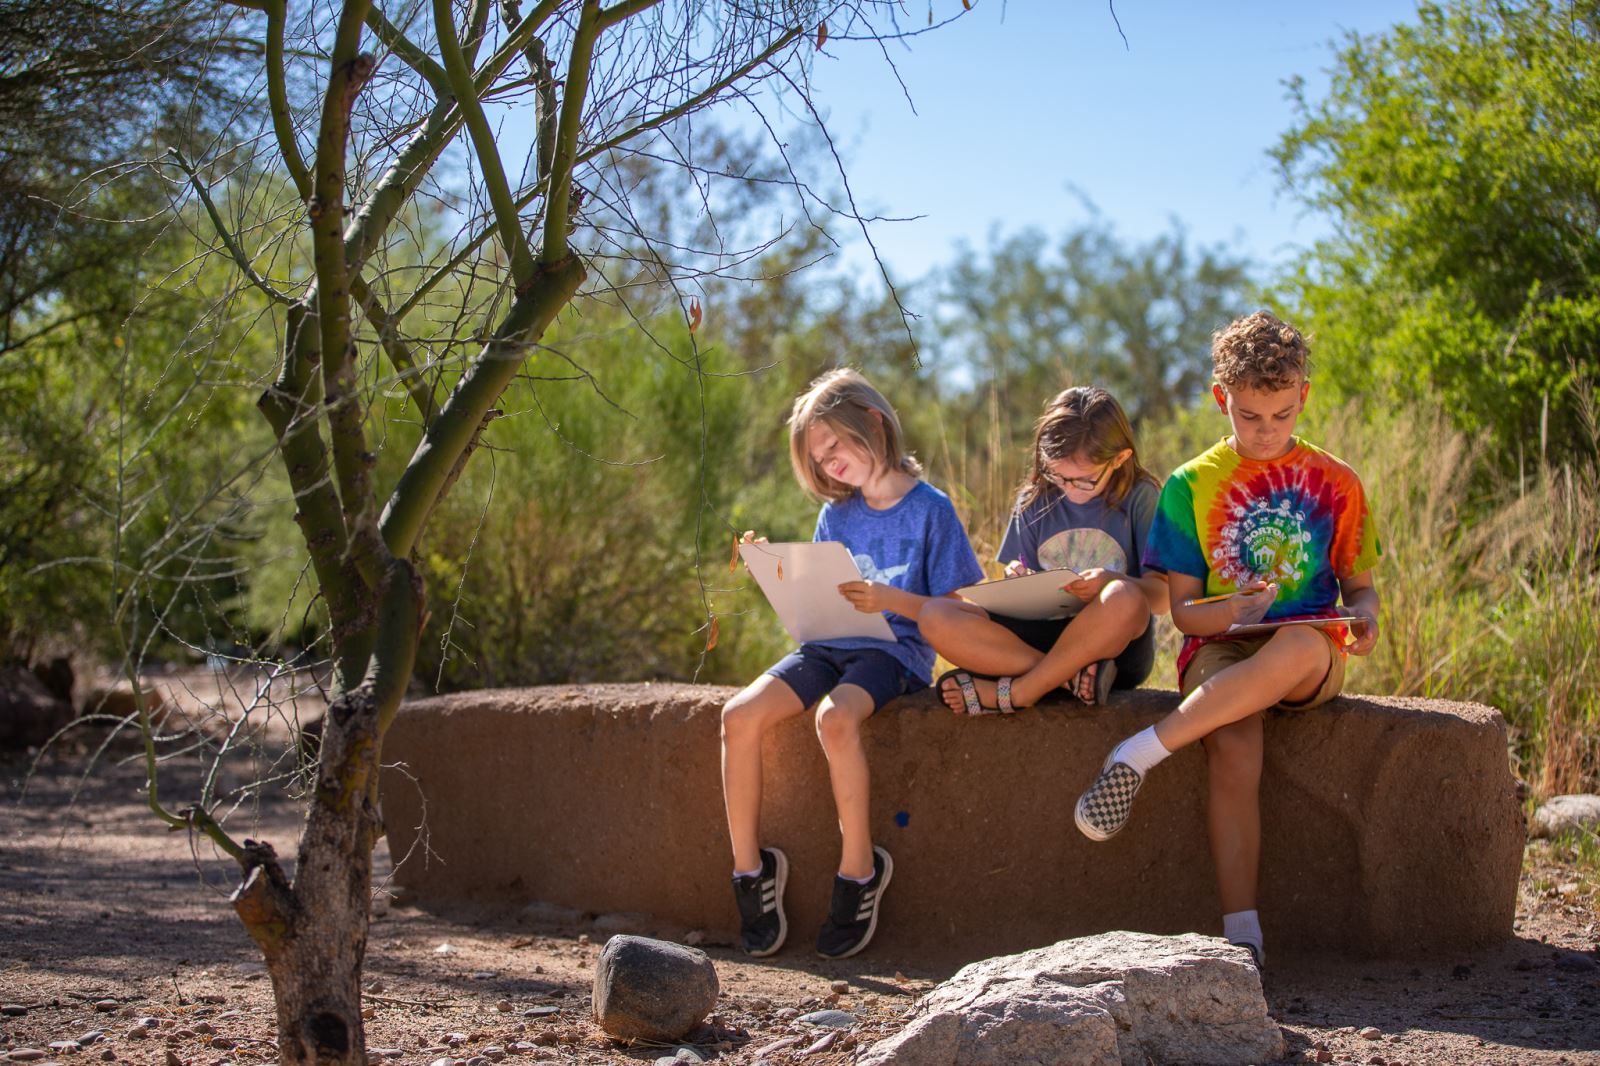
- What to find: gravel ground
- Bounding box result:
[2,744,1597,1066]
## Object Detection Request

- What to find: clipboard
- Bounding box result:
[1226,614,1362,638]
[955,569,1088,621]
[740,541,897,644]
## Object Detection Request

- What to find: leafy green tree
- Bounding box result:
[1273,0,1600,461]
[938,214,1252,435]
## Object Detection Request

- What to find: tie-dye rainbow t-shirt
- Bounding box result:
[1142,437,1381,676]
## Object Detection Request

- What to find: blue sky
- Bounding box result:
[792,1,1420,284]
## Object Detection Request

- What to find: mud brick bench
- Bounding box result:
[379,684,1522,966]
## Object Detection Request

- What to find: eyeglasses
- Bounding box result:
[1042,460,1112,493]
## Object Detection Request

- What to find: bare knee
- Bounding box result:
[1099,578,1150,630]
[814,700,864,752]
[917,598,964,645]
[722,688,780,742]
[1203,719,1263,789]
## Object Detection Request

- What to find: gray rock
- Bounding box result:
[859,931,1284,1066]
[591,935,719,1043]
[652,1049,705,1065]
[1529,794,1600,838]
[8,1050,47,1062]
[797,1010,857,1028]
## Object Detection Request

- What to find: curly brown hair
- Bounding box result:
[1212,310,1310,392]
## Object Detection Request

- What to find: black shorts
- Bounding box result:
[988,613,1155,690]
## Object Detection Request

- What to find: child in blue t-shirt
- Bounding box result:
[724,367,983,960]
[920,386,1170,713]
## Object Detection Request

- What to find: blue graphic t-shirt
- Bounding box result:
[811,480,985,684]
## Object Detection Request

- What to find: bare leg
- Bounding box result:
[920,581,1149,710]
[1154,626,1331,752]
[814,684,877,879]
[1203,715,1264,914]
[721,674,805,873]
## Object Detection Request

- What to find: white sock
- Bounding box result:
[1111,726,1171,776]
[1223,909,1265,962]
[732,866,762,880]
[839,870,874,885]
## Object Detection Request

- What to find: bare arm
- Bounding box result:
[1340,570,1381,655]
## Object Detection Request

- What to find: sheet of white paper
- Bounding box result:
[955,569,1087,621]
[740,541,897,644]
[1226,614,1361,638]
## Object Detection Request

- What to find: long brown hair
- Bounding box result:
[1017,385,1157,511]
[787,367,921,502]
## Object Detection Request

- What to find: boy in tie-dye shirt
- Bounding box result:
[1072,311,1382,968]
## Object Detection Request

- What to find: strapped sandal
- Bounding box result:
[1073,658,1118,706]
[935,669,1018,716]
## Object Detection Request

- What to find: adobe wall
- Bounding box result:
[379,684,1523,966]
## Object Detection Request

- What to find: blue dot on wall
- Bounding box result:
[893,810,910,828]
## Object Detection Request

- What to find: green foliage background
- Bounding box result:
[2,0,1594,797]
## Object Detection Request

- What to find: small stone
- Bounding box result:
[370,1050,403,1060]
[1315,1053,1333,1064]
[465,1057,490,1066]
[592,936,718,1043]
[124,1031,146,1043]
[683,931,705,947]
[797,1010,856,1028]
[361,1007,375,1020]
[75,1033,102,1047]
[173,1030,198,1040]
[191,1023,215,1037]
[98,1053,114,1063]
[469,972,497,981]
[1359,1027,1382,1040]
[828,981,848,995]
[444,1034,467,1047]
[1,1007,26,1018]
[429,1058,454,1066]
[92,1003,118,1015]
[481,1046,505,1062]
[46,1044,79,1055]
[529,1034,555,1047]
[521,1007,557,1019]
[1368,1057,1385,1065]
[164,1052,183,1066]
[136,1019,160,1030]
[1555,951,1598,972]
[803,1031,840,1056]
[577,935,590,947]
[530,965,543,976]
[7,1051,47,1062]
[495,1001,512,1014]
[207,1039,233,1051]
[433,944,455,956]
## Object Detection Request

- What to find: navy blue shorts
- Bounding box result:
[765,645,922,713]
[988,614,1155,690]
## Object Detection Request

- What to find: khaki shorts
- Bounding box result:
[1179,629,1346,709]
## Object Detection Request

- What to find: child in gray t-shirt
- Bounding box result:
[919,385,1170,714]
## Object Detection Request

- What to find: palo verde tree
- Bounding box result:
[121,2,971,1064]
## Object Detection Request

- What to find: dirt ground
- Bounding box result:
[2,744,1597,1066]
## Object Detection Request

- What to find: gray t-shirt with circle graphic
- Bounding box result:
[997,476,1159,579]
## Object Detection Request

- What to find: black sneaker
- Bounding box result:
[815,846,893,959]
[732,847,788,957]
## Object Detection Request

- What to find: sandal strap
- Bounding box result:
[996,676,1015,714]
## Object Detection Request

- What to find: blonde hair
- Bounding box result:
[1213,310,1310,392]
[787,368,921,502]
[1018,385,1158,510]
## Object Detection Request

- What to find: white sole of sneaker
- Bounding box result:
[817,845,893,960]
[746,847,789,958]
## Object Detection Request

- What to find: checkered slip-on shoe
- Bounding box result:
[815,845,893,959]
[1073,754,1144,841]
[732,846,788,957]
